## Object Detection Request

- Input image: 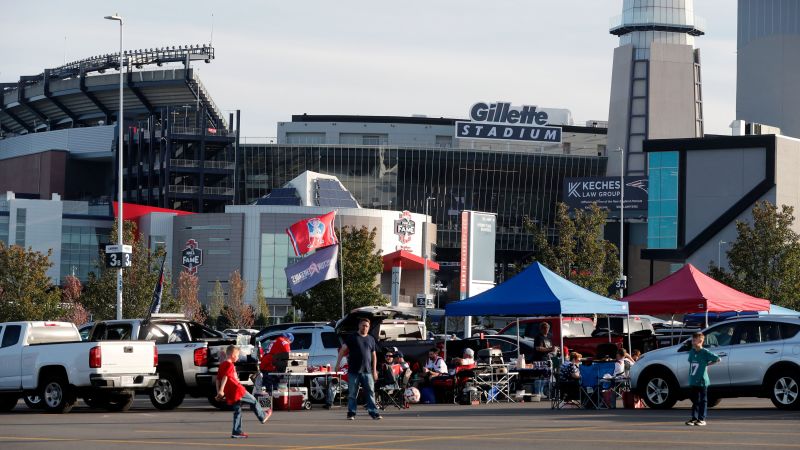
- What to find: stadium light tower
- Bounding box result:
[105,13,125,320]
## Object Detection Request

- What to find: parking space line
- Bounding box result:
[136,429,412,439]
[514,437,800,448]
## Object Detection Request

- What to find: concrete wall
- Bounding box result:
[774,136,800,234]
[6,196,64,281]
[0,151,67,198]
[605,45,634,177]
[647,43,700,144]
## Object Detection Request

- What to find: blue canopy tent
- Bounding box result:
[445,262,630,360]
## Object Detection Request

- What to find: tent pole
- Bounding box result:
[559,314,565,363]
[516,317,520,361]
[626,312,632,354]
[443,317,448,361]
[608,315,612,343]
[705,309,709,329]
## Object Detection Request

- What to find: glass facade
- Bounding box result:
[259,233,301,299]
[14,208,26,247]
[647,151,679,249]
[616,0,700,60]
[60,225,112,283]
[0,216,8,245]
[242,144,607,264]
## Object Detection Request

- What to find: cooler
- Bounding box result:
[272,387,309,411]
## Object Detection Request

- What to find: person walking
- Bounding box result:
[217,345,272,438]
[335,318,382,420]
[686,332,720,427]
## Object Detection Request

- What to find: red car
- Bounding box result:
[498,317,622,358]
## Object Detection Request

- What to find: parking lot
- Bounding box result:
[1,397,798,450]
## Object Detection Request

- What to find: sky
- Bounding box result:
[1,1,738,138]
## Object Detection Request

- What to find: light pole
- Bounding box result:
[620,149,624,297]
[105,13,124,320]
[718,241,728,267]
[423,196,436,325]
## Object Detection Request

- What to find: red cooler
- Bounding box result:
[272,387,308,411]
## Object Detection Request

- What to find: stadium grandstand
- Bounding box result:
[0,44,240,213]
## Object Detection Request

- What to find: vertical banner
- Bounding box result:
[286,211,338,256]
[459,211,470,300]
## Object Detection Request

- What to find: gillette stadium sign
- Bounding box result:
[563,176,649,211]
[455,101,562,143]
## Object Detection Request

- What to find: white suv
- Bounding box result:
[630,316,800,410]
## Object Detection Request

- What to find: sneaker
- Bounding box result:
[261,408,273,424]
[231,433,249,439]
[323,404,332,410]
[347,414,356,420]
[371,414,383,420]
[685,419,697,426]
[695,420,706,426]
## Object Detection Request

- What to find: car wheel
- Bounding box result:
[23,395,44,410]
[41,376,75,414]
[102,391,135,412]
[149,373,185,410]
[308,377,330,403]
[707,397,721,408]
[0,394,19,412]
[769,372,800,410]
[640,371,678,409]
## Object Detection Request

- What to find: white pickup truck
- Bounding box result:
[0,321,158,413]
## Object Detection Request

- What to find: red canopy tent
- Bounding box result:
[622,264,770,315]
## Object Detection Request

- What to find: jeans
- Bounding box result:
[347,372,379,417]
[232,392,266,436]
[690,386,708,421]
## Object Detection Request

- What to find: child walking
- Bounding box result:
[217,345,272,438]
[686,332,720,426]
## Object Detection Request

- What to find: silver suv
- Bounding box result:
[630,316,800,410]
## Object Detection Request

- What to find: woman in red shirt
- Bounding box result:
[217,345,272,438]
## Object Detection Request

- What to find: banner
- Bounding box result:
[562,176,649,211]
[286,211,338,256]
[285,244,340,295]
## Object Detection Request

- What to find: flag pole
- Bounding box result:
[338,210,345,319]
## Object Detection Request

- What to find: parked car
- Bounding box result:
[590,315,658,353]
[630,316,800,410]
[335,306,431,367]
[252,322,331,343]
[0,321,158,413]
[446,335,538,365]
[498,317,621,358]
[222,328,259,339]
[89,314,257,410]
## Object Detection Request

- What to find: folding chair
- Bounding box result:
[551,379,581,409]
[375,364,409,410]
[579,363,613,409]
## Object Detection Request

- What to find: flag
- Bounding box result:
[147,254,167,319]
[284,245,339,294]
[286,211,338,256]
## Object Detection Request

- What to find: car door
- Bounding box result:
[675,323,733,388]
[0,325,23,389]
[728,321,783,387]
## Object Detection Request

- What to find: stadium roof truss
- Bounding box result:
[0,44,227,136]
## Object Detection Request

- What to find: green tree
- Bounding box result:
[291,226,386,321]
[0,243,61,322]
[82,221,175,320]
[254,277,270,327]
[207,280,225,328]
[524,202,621,296]
[708,201,800,309]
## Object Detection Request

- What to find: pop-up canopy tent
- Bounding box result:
[622,264,770,326]
[445,262,630,359]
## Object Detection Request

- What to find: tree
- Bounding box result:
[82,221,176,320]
[524,202,621,296]
[254,277,270,326]
[177,270,205,323]
[223,270,253,328]
[291,226,386,321]
[708,201,800,309]
[0,243,61,322]
[207,280,225,328]
[61,275,90,325]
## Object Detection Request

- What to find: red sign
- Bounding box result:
[459,211,470,299]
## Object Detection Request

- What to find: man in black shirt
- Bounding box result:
[534,322,558,361]
[335,318,382,420]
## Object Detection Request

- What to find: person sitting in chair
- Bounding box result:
[389,348,413,388]
[376,352,400,389]
[613,349,635,378]
[418,347,448,386]
[558,352,582,400]
[451,348,475,368]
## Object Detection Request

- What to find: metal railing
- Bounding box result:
[204,160,235,170]
[191,72,227,129]
[168,185,199,194]
[203,186,234,196]
[169,158,199,168]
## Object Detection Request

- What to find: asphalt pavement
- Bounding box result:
[0,397,798,450]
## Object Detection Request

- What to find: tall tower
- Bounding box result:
[606,0,705,176]
[737,0,800,139]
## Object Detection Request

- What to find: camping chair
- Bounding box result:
[579,363,614,409]
[376,364,408,410]
[432,364,477,404]
[551,379,582,409]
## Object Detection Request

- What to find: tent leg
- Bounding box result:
[516,317,520,361]
[608,316,612,343]
[626,312,632,354]
[443,318,448,361]
[705,310,709,329]
[559,314,565,363]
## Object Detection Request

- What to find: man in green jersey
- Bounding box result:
[686,332,721,426]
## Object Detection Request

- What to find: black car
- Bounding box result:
[446,335,537,365]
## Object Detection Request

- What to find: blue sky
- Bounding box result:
[2,1,738,137]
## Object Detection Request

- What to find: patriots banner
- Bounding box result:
[284,244,339,294]
[147,254,167,320]
[286,211,338,256]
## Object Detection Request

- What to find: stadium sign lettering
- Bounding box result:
[455,101,562,143]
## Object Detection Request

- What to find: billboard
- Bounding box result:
[455,101,562,143]
[459,210,497,300]
[563,176,648,211]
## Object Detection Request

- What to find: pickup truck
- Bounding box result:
[0,321,158,413]
[89,314,258,410]
[336,306,432,367]
[498,317,622,358]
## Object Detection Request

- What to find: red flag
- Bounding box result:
[286,211,338,256]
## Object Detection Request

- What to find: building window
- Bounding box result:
[647,151,679,249]
[0,216,8,246]
[60,225,112,283]
[260,233,293,298]
[15,209,26,247]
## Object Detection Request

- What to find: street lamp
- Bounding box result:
[718,241,728,267]
[105,13,124,320]
[423,196,436,324]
